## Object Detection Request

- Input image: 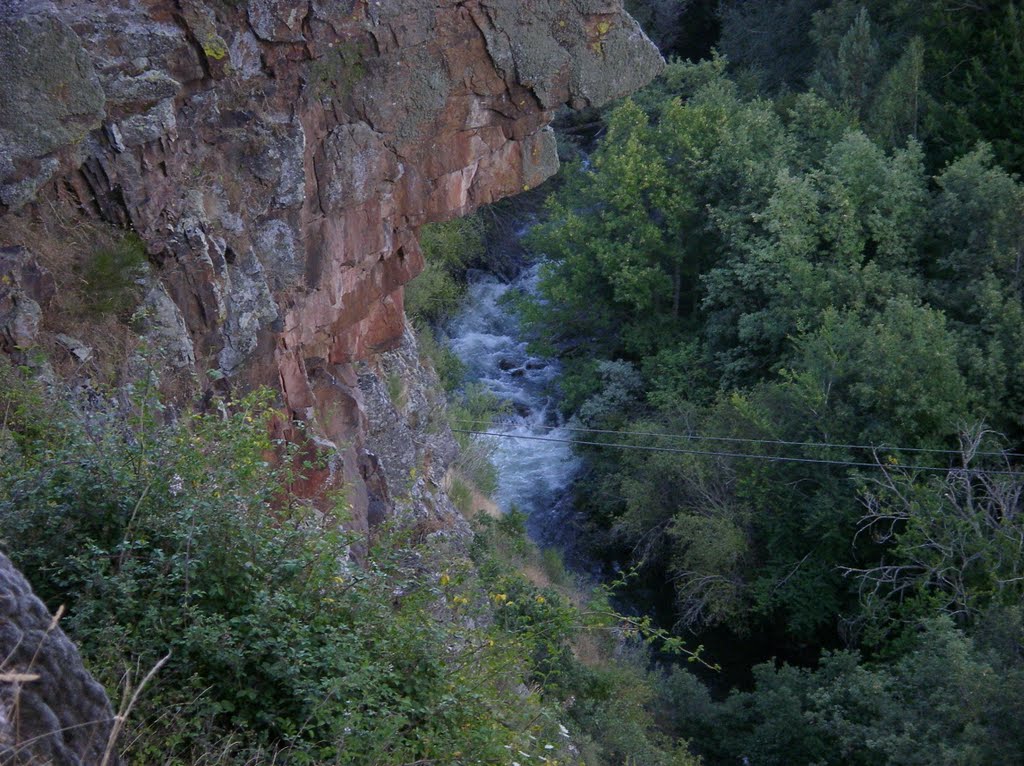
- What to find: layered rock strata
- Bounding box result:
[0,2,659,756]
[1,0,660,536]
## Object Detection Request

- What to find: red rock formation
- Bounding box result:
[0,0,662,535]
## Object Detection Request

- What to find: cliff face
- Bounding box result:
[1,0,660,539]
[0,2,660,758]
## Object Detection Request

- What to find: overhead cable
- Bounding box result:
[450,428,1024,478]
[452,419,1024,459]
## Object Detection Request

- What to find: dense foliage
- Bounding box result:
[405,215,487,328]
[718,0,1024,173]
[665,614,1024,765]
[0,361,699,765]
[525,4,1024,762]
[405,215,487,392]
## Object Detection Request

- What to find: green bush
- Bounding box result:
[541,547,572,588]
[414,321,465,391]
[0,364,705,766]
[447,383,506,496]
[0,369,573,765]
[665,616,1024,766]
[448,475,473,516]
[79,233,148,317]
[469,511,703,766]
[405,216,486,325]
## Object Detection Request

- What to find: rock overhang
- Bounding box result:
[0,0,662,540]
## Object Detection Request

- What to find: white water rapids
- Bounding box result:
[444,263,582,536]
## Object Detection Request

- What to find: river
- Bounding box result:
[442,223,586,558]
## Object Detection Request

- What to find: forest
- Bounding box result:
[518,0,1024,763]
[1,1,1022,764]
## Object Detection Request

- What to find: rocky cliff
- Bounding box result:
[0,2,659,757]
[0,553,117,765]
[1,0,660,536]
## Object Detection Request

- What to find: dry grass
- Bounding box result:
[466,483,502,520]
[444,468,501,521]
[570,631,607,668]
[520,562,554,589]
[1,208,145,384]
[100,652,171,766]
[453,473,616,670]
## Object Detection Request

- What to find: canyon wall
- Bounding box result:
[0,4,659,756]
[1,0,660,535]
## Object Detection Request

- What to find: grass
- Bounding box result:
[0,214,150,386]
[405,215,486,326]
[386,370,406,410]
[414,321,465,392]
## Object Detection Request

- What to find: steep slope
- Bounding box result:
[0,4,661,760]
[1,0,661,536]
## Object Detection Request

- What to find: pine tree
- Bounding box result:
[836,8,879,118]
[868,36,924,147]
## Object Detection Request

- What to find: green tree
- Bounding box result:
[925,145,1024,431]
[867,36,924,147]
[851,433,1024,626]
[668,616,1024,765]
[922,1,1024,173]
[530,61,790,369]
[701,130,928,384]
[529,97,691,361]
[525,25,1024,741]
[835,8,879,118]
[718,0,832,92]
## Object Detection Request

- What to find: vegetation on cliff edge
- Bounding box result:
[0,360,701,766]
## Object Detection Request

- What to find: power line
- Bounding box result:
[450,428,1024,478]
[453,418,1024,459]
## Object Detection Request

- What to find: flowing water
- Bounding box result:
[443,229,584,553]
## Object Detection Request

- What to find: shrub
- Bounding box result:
[79,233,148,317]
[469,509,704,766]
[0,370,567,765]
[0,363,704,766]
[414,321,465,391]
[405,216,486,325]
[447,383,506,495]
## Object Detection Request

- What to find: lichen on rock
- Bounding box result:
[0,7,105,210]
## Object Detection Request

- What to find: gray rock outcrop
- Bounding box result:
[0,553,117,766]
